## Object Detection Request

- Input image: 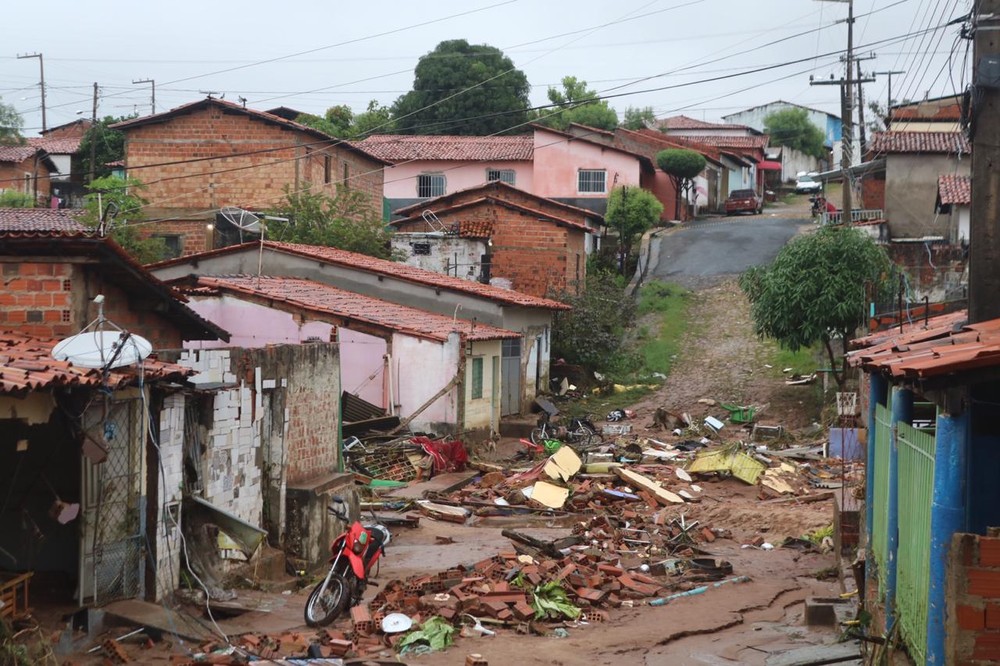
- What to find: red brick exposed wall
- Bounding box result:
[947,533,1000,664]
[0,259,184,348]
[42,121,90,140]
[0,155,53,202]
[861,174,886,210]
[280,345,342,485]
[122,105,384,252]
[397,198,587,298]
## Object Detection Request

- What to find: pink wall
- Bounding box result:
[532,128,642,199]
[382,159,533,199]
[184,296,333,348]
[339,328,387,408]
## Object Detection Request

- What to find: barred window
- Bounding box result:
[417,174,446,198]
[471,357,484,399]
[486,168,516,185]
[578,169,606,193]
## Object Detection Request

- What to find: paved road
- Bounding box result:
[649,210,811,288]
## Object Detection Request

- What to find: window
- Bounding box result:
[23,173,32,193]
[417,174,446,198]
[578,169,606,193]
[411,242,431,255]
[486,168,516,186]
[342,163,350,189]
[324,155,332,184]
[471,357,484,399]
[153,234,183,259]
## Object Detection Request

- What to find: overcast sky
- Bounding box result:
[2,0,971,135]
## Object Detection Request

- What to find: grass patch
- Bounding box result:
[636,282,691,376]
[563,385,654,419]
[767,345,821,377]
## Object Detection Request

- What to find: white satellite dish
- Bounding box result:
[52,330,152,369]
[220,206,262,234]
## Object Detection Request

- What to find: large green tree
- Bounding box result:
[0,97,25,146]
[621,106,656,130]
[392,39,530,135]
[79,115,134,182]
[80,176,168,264]
[656,149,706,220]
[763,108,827,159]
[267,185,393,259]
[534,76,618,131]
[605,185,663,275]
[296,100,394,138]
[739,225,895,388]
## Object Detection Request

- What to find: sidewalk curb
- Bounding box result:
[625,224,679,296]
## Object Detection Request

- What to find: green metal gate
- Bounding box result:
[896,421,935,664]
[872,403,892,582]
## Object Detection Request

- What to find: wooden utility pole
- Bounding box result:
[17,52,46,132]
[873,69,906,127]
[969,1,1000,323]
[857,61,868,156]
[132,78,155,114]
[88,83,98,184]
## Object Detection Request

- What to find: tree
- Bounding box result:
[266,185,393,259]
[534,76,618,131]
[763,108,826,159]
[739,225,895,389]
[605,186,663,275]
[79,176,168,264]
[79,115,134,182]
[295,100,394,139]
[656,149,706,220]
[392,39,530,135]
[0,97,25,146]
[552,270,637,372]
[621,106,656,130]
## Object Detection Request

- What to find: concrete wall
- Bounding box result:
[723,103,841,147]
[886,243,967,303]
[340,328,387,409]
[391,233,488,281]
[390,331,459,434]
[185,295,334,349]
[464,339,502,435]
[382,159,533,200]
[885,153,971,239]
[154,393,185,600]
[532,127,641,202]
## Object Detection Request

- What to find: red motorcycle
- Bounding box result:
[303,497,391,627]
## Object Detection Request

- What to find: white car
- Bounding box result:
[794,173,822,194]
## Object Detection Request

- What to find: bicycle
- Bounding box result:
[529,412,601,451]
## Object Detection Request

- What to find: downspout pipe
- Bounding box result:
[925,407,969,664]
[886,386,913,630]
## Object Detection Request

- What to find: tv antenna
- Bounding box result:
[52,294,152,372]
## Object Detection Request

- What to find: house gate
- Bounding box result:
[501,338,521,416]
[79,397,145,603]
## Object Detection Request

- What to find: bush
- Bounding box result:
[0,190,35,207]
[551,271,636,373]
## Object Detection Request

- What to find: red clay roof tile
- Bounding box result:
[672,134,769,150]
[938,174,971,205]
[870,131,971,154]
[27,136,82,154]
[0,208,87,234]
[355,134,534,162]
[196,275,520,343]
[0,145,43,163]
[0,331,192,397]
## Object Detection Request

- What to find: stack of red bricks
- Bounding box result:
[949,533,1000,664]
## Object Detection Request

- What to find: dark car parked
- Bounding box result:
[724,189,762,216]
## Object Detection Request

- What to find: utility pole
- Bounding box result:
[969,2,1000,323]
[873,69,906,128]
[857,61,868,157]
[810,0,861,217]
[132,78,155,114]
[17,52,46,131]
[88,83,98,184]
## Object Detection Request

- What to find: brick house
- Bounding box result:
[110,97,389,257]
[389,180,595,298]
[0,145,56,205]
[27,118,93,208]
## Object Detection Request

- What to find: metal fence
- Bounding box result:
[896,421,936,664]
[872,403,892,588]
[821,208,885,226]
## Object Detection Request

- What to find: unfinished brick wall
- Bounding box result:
[0,259,184,348]
[396,195,588,298]
[947,533,1000,663]
[861,174,886,210]
[0,154,52,201]
[122,104,384,252]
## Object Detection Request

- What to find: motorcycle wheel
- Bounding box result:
[304,573,349,627]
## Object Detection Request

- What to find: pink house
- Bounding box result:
[179,275,520,437]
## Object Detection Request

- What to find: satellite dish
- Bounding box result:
[220,206,262,234]
[52,330,152,369]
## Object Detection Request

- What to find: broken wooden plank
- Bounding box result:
[613,467,684,504]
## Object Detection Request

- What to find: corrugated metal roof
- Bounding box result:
[0,331,192,397]
[196,275,522,343]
